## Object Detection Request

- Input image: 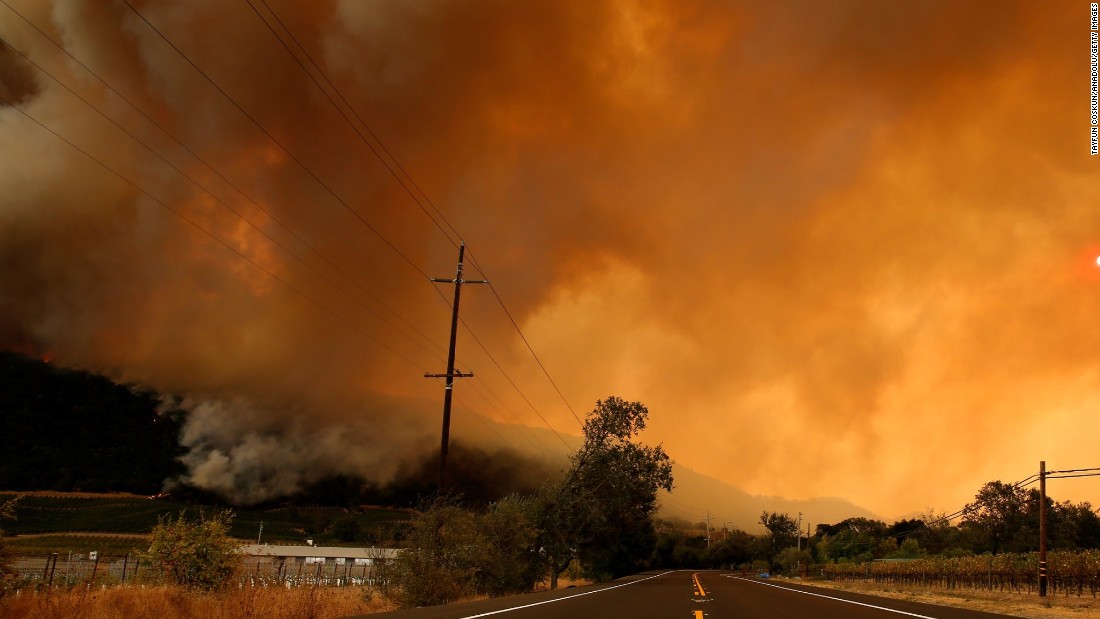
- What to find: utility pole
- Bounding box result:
[706,511,712,549]
[425,242,487,496]
[797,511,803,574]
[797,512,803,552]
[1039,460,1047,598]
[257,520,263,545]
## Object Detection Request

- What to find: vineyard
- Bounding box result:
[821,550,1100,598]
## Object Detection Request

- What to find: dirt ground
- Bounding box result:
[801,579,1097,619]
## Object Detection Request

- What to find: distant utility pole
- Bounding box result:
[425,242,487,496]
[1039,461,1047,598]
[706,511,712,549]
[797,512,803,574]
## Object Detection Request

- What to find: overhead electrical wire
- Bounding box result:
[0,0,450,361]
[0,91,430,374]
[463,378,560,460]
[822,470,1060,555]
[12,0,583,457]
[118,0,435,284]
[246,0,464,251]
[8,0,572,466]
[0,32,449,370]
[466,247,584,425]
[248,1,586,430]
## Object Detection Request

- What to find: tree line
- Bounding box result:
[649,480,1100,576]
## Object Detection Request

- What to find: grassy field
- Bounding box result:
[0,584,397,618]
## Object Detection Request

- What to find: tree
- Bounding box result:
[708,529,754,569]
[914,509,959,555]
[382,502,482,607]
[774,547,811,575]
[384,495,549,608]
[476,494,545,596]
[539,397,673,587]
[759,511,799,559]
[960,481,1032,553]
[141,510,240,590]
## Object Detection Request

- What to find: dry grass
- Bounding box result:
[803,579,1097,619]
[0,585,398,619]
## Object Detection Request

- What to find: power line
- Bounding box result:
[0,0,451,363]
[457,315,573,450]
[245,0,464,251]
[123,0,585,454]
[463,378,558,460]
[243,3,589,437]
[0,30,448,368]
[119,0,434,282]
[0,92,430,373]
[466,247,583,425]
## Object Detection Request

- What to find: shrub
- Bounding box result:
[140,509,240,590]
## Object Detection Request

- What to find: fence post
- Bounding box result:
[89,552,101,585]
[49,552,59,587]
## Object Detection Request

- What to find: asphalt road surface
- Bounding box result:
[353,570,1017,619]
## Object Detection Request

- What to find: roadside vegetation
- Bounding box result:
[648,479,1100,602]
[380,396,673,607]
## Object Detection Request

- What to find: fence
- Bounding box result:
[9,553,389,589]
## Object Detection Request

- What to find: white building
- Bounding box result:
[238,544,401,584]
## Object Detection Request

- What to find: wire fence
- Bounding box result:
[9,553,390,590]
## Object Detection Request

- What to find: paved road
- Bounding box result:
[352,570,1016,619]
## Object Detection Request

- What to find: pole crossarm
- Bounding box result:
[431,277,489,285]
[424,372,474,379]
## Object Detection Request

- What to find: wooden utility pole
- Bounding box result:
[425,242,486,496]
[1039,460,1047,598]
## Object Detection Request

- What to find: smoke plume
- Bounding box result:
[0,0,1096,516]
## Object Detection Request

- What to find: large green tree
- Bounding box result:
[540,396,673,587]
[759,511,799,561]
[960,481,1033,553]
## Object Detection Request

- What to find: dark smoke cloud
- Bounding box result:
[0,40,38,106]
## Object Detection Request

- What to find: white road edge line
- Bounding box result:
[456,571,676,619]
[728,576,942,619]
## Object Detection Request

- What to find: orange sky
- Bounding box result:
[1,0,1098,519]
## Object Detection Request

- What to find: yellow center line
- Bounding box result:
[692,572,706,597]
[694,611,704,619]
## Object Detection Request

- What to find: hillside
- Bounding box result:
[660,465,881,532]
[0,350,880,535]
[0,351,185,494]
